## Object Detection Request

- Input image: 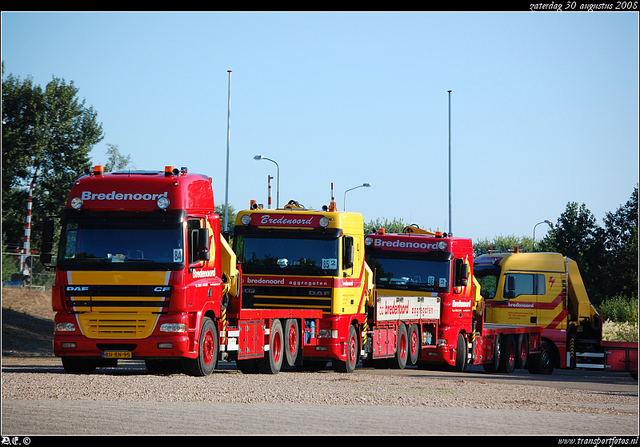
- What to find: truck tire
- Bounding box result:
[498,334,516,373]
[182,316,218,377]
[334,325,359,373]
[483,334,501,373]
[283,318,300,367]
[450,332,468,372]
[390,323,408,369]
[257,319,284,374]
[408,324,420,365]
[516,334,529,369]
[528,340,555,375]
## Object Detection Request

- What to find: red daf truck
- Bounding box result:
[41,166,322,376]
[363,227,544,373]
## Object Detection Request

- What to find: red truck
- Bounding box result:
[363,227,543,373]
[41,165,322,375]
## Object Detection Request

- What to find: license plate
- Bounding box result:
[103,351,132,359]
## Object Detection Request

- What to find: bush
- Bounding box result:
[597,295,638,324]
[602,320,639,342]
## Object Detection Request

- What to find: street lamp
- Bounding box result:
[254,155,279,209]
[343,183,371,211]
[533,220,552,251]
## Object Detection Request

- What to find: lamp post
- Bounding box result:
[343,183,371,211]
[533,220,552,251]
[254,155,279,209]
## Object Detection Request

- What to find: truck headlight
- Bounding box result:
[55,323,76,332]
[160,323,187,333]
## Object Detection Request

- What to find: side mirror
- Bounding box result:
[196,228,210,261]
[343,236,354,269]
[41,219,55,266]
[507,275,516,298]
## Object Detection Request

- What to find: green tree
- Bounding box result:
[2,65,104,251]
[540,202,607,304]
[602,185,638,300]
[102,143,133,172]
[472,235,534,258]
[364,217,409,235]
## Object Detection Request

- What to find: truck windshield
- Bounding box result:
[366,255,451,292]
[57,213,184,271]
[473,265,501,299]
[235,234,340,276]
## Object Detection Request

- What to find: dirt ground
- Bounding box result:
[1,287,55,357]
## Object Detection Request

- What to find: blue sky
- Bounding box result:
[2,12,638,242]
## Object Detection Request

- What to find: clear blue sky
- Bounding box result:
[2,12,638,242]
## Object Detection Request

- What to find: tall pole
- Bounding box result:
[224,70,232,232]
[448,90,452,236]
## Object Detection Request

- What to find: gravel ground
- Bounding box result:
[2,288,638,436]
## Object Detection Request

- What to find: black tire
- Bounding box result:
[408,324,420,366]
[529,340,555,375]
[62,358,97,374]
[283,318,300,367]
[257,319,284,374]
[450,332,468,372]
[390,324,408,369]
[498,334,516,374]
[333,325,359,373]
[182,316,218,377]
[515,334,529,369]
[483,334,501,373]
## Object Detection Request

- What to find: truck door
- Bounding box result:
[503,272,545,326]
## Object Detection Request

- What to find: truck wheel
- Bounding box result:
[450,332,468,372]
[483,334,501,373]
[182,316,218,377]
[334,325,359,373]
[408,324,420,365]
[257,319,284,374]
[62,358,97,374]
[283,319,300,367]
[499,335,516,373]
[529,340,555,375]
[390,323,408,369]
[516,334,529,369]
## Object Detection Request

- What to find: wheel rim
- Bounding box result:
[519,337,527,363]
[348,334,357,366]
[410,329,418,358]
[399,332,407,361]
[288,323,297,356]
[273,330,283,364]
[203,329,215,366]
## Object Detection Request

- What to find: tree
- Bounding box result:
[2,64,104,251]
[540,202,608,304]
[472,235,534,258]
[102,143,133,172]
[602,185,638,300]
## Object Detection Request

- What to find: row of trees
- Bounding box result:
[364,188,637,307]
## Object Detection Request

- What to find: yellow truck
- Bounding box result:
[473,249,638,378]
[232,200,374,373]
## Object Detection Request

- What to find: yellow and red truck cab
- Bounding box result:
[233,202,373,373]
[365,228,543,373]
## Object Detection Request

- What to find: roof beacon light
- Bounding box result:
[94,165,104,176]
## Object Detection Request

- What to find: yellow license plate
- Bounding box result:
[103,351,132,359]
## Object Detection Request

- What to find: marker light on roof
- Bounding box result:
[157,196,170,210]
[70,197,83,210]
[319,216,330,228]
